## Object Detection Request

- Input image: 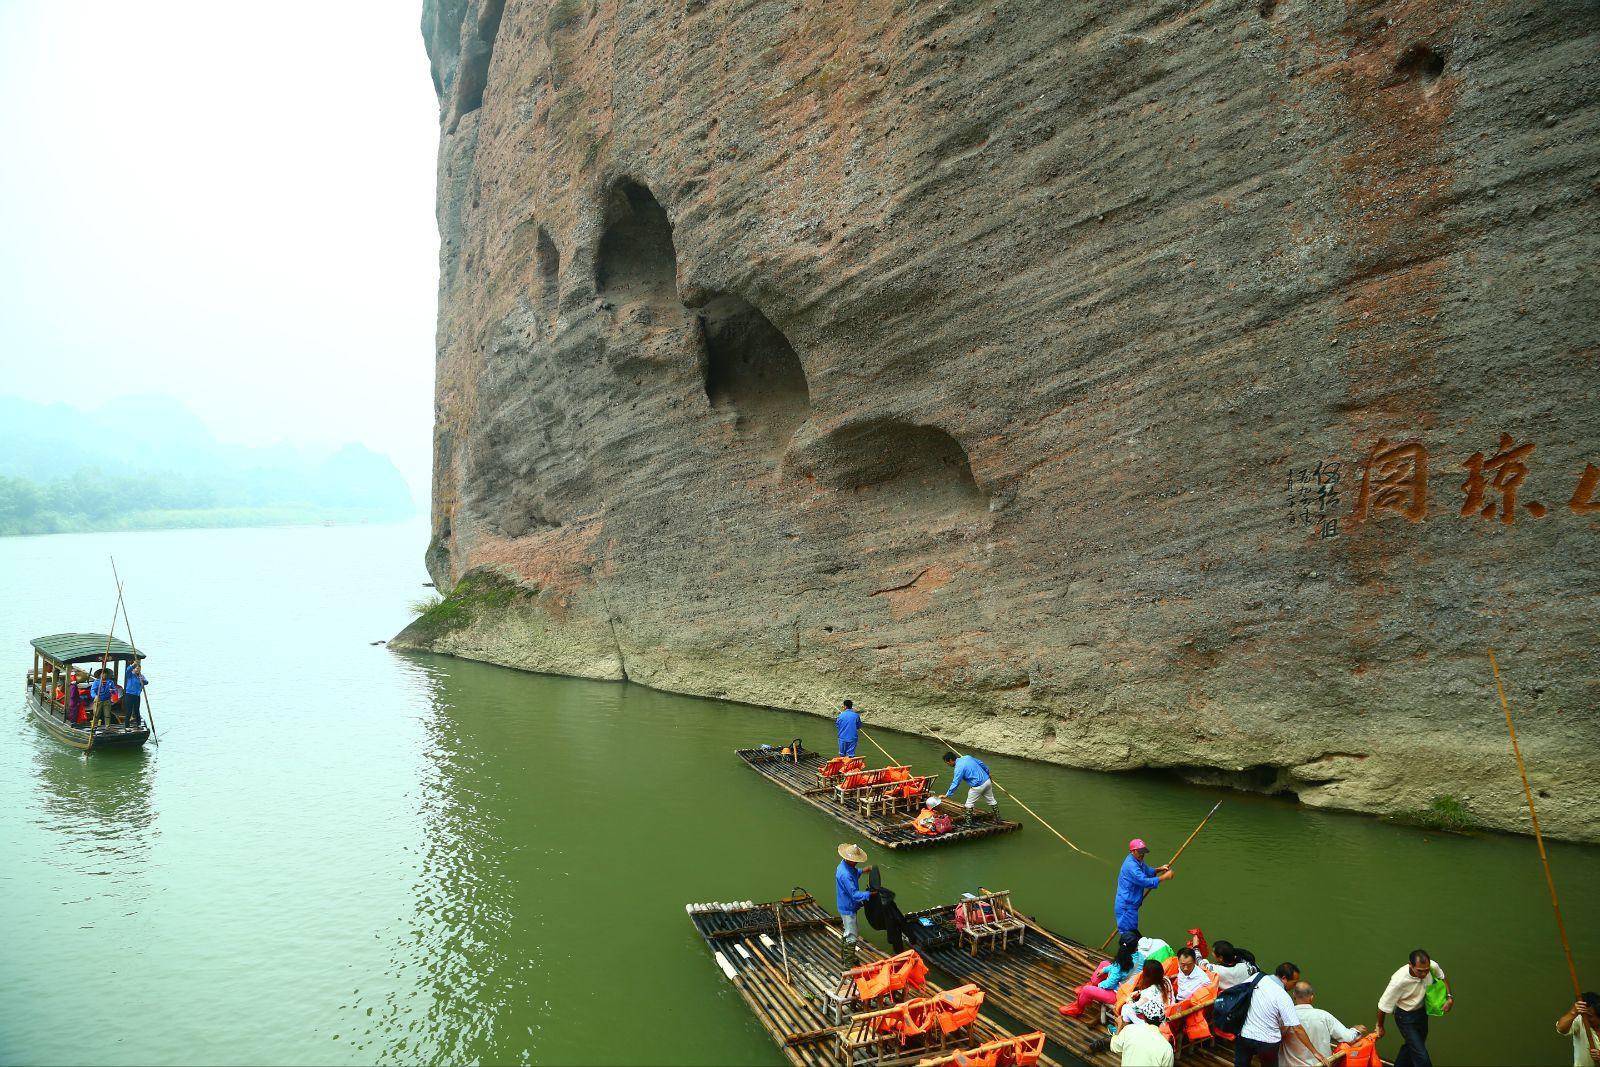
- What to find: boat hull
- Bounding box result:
[26,690,149,750]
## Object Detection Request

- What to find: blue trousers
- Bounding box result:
[1393,1006,1431,1067]
[838,738,857,757]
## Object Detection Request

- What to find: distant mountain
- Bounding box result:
[0,395,413,534]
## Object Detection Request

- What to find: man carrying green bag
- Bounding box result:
[1374,949,1452,1067]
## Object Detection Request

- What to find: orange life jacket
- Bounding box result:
[1002,1032,1047,1066]
[1335,1035,1381,1067]
[919,1032,1044,1067]
[850,949,929,1001]
[841,766,911,790]
[874,996,939,1039]
[820,755,866,778]
[934,984,985,1034]
[912,809,941,835]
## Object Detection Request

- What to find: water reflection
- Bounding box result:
[30,724,156,844]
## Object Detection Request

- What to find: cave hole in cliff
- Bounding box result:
[701,293,811,447]
[595,180,678,305]
[536,226,560,309]
[804,420,986,513]
[1395,43,1445,83]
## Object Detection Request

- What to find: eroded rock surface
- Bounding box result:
[398,0,1600,840]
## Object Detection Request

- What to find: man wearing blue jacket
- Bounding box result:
[835,843,874,965]
[835,700,861,757]
[943,751,999,813]
[1114,838,1173,938]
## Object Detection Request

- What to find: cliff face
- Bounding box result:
[403,0,1600,840]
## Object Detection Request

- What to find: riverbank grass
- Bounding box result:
[1399,794,1482,834]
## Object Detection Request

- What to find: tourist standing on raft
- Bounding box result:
[1375,949,1451,1067]
[835,700,861,757]
[942,751,998,812]
[834,843,873,963]
[1114,838,1173,938]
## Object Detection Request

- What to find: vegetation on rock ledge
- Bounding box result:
[400,571,530,644]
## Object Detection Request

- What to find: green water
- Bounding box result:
[0,522,1594,1065]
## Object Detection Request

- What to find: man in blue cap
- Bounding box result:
[835,700,861,757]
[1115,837,1173,938]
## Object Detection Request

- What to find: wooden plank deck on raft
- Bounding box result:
[903,900,1238,1067]
[687,893,1058,1067]
[737,746,1023,849]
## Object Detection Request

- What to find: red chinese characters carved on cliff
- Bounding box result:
[1352,438,1428,523]
[1460,433,1547,524]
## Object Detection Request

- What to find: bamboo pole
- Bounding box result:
[930,730,1101,861]
[110,558,157,741]
[1099,800,1223,950]
[88,584,125,744]
[861,728,899,765]
[1489,649,1582,1000]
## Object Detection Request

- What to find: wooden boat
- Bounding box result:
[738,742,1022,849]
[904,892,1246,1067]
[687,892,1055,1067]
[25,633,150,751]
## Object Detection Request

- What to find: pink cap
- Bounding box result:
[1128,838,1148,852]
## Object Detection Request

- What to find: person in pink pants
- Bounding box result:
[1062,936,1145,1017]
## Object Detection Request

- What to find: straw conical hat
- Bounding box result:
[837,843,868,863]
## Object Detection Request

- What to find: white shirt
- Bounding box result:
[1377,961,1445,1013]
[1110,1020,1175,1066]
[1174,962,1211,1002]
[1215,960,1258,991]
[1567,1014,1597,1067]
[1280,1004,1360,1066]
[1240,975,1302,1044]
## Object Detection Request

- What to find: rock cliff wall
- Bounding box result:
[400,0,1600,840]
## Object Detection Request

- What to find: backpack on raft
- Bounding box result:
[931,814,954,834]
[1213,973,1264,1035]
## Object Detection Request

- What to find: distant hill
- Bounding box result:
[0,395,414,535]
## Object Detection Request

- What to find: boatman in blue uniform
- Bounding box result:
[835,700,861,757]
[835,843,874,966]
[942,750,1000,814]
[123,659,148,726]
[1114,837,1173,939]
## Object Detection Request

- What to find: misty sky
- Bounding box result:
[0,1,440,499]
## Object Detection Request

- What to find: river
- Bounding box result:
[0,520,1593,1065]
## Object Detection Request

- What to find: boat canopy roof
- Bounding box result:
[30,634,144,663]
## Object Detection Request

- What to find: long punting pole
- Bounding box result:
[1099,799,1223,950]
[1489,648,1582,1000]
[861,729,899,765]
[931,730,1100,861]
[89,583,125,748]
[110,557,157,741]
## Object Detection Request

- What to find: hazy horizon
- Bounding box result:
[0,2,441,503]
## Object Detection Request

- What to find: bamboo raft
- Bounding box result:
[896,894,1241,1067]
[737,744,1022,849]
[688,892,1055,1067]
